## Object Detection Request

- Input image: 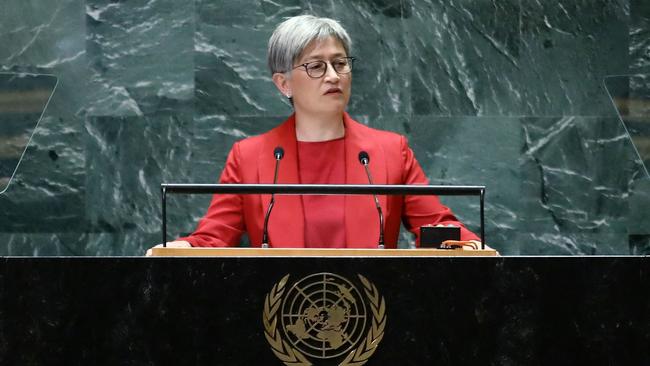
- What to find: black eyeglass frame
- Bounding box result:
[291,57,356,78]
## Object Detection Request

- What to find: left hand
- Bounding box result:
[145,240,192,256]
[441,240,498,254]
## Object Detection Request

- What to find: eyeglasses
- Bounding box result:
[292,57,355,78]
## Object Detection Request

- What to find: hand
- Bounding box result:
[145,240,192,256]
[441,240,480,250]
[440,240,499,255]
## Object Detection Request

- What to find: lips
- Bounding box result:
[324,87,342,95]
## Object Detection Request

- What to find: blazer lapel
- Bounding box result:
[343,113,388,247]
[258,115,305,247]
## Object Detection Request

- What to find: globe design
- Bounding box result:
[281,273,367,359]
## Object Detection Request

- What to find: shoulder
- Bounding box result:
[234,133,264,156]
[230,116,292,158]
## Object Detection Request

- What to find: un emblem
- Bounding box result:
[263,273,386,366]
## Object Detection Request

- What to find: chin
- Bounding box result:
[321,104,346,115]
[298,102,344,114]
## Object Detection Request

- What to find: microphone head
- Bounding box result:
[274,146,284,160]
[358,151,370,165]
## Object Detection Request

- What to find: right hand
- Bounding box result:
[145,240,192,256]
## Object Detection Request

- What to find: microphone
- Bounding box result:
[358,151,385,249]
[262,146,284,248]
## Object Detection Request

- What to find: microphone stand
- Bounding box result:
[359,152,385,249]
[262,147,284,248]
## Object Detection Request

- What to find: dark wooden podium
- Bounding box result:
[1,253,648,366]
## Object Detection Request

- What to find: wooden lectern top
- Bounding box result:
[150,247,498,257]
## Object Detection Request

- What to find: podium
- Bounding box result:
[150,247,499,257]
[2,254,647,365]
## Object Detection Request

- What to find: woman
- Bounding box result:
[163,15,479,249]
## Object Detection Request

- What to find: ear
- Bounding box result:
[272,73,292,98]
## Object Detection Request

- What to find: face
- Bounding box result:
[273,36,352,117]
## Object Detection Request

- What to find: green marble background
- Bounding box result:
[0,0,648,255]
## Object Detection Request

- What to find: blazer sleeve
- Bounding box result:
[399,136,480,242]
[177,142,245,247]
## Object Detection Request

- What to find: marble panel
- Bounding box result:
[518,0,629,116]
[194,0,292,117]
[200,0,303,25]
[407,0,522,116]
[330,1,412,117]
[408,0,628,116]
[630,0,650,72]
[0,232,88,256]
[194,25,288,117]
[0,0,85,69]
[85,231,162,256]
[401,115,642,254]
[519,116,641,254]
[628,179,650,236]
[85,0,194,117]
[406,116,522,253]
[514,231,631,256]
[84,112,195,253]
[0,0,88,235]
[629,234,650,255]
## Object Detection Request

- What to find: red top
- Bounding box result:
[297,137,346,248]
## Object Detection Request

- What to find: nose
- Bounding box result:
[323,62,340,82]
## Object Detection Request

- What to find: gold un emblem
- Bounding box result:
[263,273,387,366]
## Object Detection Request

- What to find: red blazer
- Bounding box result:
[180,113,479,248]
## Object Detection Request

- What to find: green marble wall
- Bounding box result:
[0,0,648,255]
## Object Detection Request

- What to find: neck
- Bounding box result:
[294,112,345,142]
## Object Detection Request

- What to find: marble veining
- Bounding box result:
[0,0,648,255]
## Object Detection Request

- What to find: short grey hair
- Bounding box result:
[267,15,352,75]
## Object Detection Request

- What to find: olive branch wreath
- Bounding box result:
[263,274,386,366]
